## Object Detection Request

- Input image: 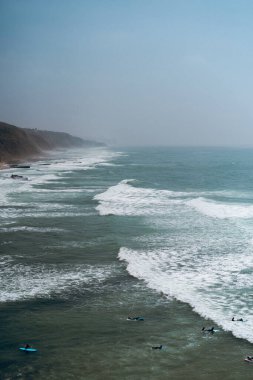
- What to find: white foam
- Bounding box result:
[119,245,253,343]
[17,211,92,219]
[0,226,65,233]
[95,179,253,343]
[0,255,14,266]
[97,162,119,167]
[0,263,115,302]
[95,180,253,221]
[35,148,121,173]
[187,197,253,219]
[0,148,121,224]
[0,202,80,222]
[94,180,183,216]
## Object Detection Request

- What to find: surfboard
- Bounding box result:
[244,357,253,363]
[19,347,37,352]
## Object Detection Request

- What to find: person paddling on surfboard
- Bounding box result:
[19,344,37,352]
[232,317,243,321]
[202,327,214,333]
[127,316,144,321]
[245,356,253,363]
[152,345,162,350]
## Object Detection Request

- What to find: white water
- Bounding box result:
[0,147,121,224]
[0,256,115,302]
[96,180,253,343]
[0,147,122,302]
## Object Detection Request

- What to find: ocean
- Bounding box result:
[1,146,253,379]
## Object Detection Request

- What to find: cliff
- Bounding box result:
[0,122,103,163]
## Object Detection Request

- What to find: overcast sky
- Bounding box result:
[1,0,253,146]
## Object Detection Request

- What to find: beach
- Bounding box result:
[1,146,253,379]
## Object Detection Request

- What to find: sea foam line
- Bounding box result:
[187,197,253,219]
[0,263,115,302]
[118,246,253,343]
[95,180,253,219]
[0,226,66,233]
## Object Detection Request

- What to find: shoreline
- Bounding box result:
[0,150,48,170]
[0,162,10,170]
[0,122,104,171]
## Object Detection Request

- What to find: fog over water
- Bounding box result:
[1,0,253,146]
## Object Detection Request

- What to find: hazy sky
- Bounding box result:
[1,0,253,146]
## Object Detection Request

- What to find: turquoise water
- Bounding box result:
[1,146,253,379]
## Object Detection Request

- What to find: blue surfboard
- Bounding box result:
[19,347,37,352]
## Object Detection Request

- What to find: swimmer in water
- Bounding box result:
[232,317,243,322]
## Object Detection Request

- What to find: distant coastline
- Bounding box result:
[0,121,104,167]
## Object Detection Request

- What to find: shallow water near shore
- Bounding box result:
[1,146,253,379]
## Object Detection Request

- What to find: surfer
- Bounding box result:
[202,327,214,333]
[232,317,243,322]
[127,316,144,321]
[245,356,253,363]
[19,344,37,353]
[152,345,162,350]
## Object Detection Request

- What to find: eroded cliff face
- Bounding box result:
[0,122,103,163]
[0,123,40,162]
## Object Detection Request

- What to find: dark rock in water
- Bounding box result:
[11,174,28,180]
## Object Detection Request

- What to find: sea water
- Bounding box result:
[1,146,253,379]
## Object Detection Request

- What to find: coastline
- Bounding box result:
[0,121,103,170]
[0,152,46,170]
